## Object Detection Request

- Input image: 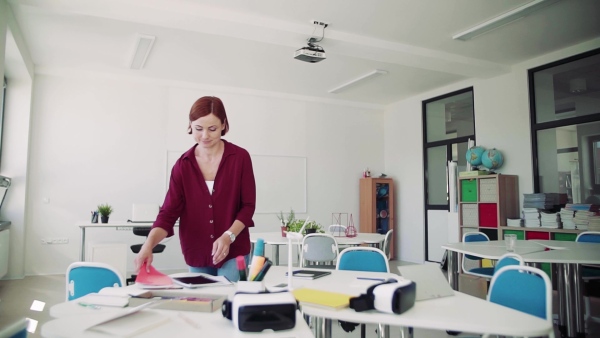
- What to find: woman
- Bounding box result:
[134,96,256,281]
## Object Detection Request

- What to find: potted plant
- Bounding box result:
[304,220,323,234]
[97,203,113,223]
[277,209,296,237]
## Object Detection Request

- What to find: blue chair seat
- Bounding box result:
[469,267,494,277]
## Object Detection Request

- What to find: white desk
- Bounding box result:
[262,266,551,338]
[43,305,312,338]
[250,232,385,266]
[442,239,600,338]
[77,221,181,261]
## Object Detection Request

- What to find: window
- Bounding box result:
[530,48,600,204]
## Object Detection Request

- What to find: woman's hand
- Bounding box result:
[212,234,231,265]
[134,246,154,273]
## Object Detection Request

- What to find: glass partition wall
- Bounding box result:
[530,48,600,203]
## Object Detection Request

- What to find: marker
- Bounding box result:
[253,259,273,281]
[236,256,248,282]
[248,256,265,281]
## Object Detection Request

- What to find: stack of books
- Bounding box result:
[523,193,567,210]
[506,218,523,227]
[539,211,561,229]
[522,208,540,228]
[565,204,600,230]
[588,214,600,232]
[560,208,576,229]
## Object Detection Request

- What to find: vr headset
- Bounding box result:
[222,291,297,332]
[350,278,416,314]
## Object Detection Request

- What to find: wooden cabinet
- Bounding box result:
[458,174,519,240]
[359,177,394,258]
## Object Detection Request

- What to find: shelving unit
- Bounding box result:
[359,177,394,259]
[458,174,519,240]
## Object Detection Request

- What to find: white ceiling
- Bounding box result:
[7,0,600,106]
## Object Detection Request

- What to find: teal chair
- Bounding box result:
[487,265,554,338]
[0,318,28,338]
[494,252,524,274]
[66,262,124,301]
[462,232,494,279]
[337,247,389,338]
[576,231,600,329]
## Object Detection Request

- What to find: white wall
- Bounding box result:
[385,37,600,264]
[23,75,383,275]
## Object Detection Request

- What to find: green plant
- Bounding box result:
[287,219,323,234]
[276,208,295,226]
[97,203,113,217]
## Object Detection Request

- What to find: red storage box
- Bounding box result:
[526,231,550,240]
[478,203,498,227]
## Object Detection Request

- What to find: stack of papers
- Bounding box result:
[522,208,540,228]
[540,211,561,229]
[588,214,600,231]
[506,218,523,227]
[523,193,566,210]
[560,208,576,229]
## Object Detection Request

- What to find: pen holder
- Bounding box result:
[237,281,265,293]
[91,212,98,223]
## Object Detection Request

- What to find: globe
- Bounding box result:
[482,148,504,170]
[466,146,486,166]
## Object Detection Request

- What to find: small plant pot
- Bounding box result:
[281,226,288,237]
[305,228,317,235]
[100,216,109,223]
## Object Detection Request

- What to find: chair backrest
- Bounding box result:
[133,227,151,237]
[301,234,339,266]
[576,231,600,243]
[382,229,393,260]
[66,262,124,301]
[494,252,524,274]
[462,232,490,274]
[337,247,389,272]
[0,318,28,338]
[488,265,552,322]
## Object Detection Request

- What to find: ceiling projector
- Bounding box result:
[294,43,326,63]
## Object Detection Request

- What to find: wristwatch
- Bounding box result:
[224,230,236,243]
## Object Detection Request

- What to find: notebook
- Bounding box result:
[285,269,331,280]
[291,288,351,310]
[397,264,455,301]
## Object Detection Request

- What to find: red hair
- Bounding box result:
[187,96,229,136]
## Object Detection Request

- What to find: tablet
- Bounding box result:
[170,273,232,288]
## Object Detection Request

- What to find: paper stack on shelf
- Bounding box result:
[506,218,523,227]
[540,211,561,229]
[522,208,540,228]
[588,214,600,231]
[523,193,567,210]
[560,208,576,229]
[574,210,594,230]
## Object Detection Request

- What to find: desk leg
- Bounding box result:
[313,317,331,338]
[447,250,459,291]
[79,227,86,261]
[574,264,585,337]
[557,264,567,336]
[273,244,279,266]
[399,326,413,338]
[378,324,390,338]
[563,263,581,338]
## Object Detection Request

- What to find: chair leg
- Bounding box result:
[360,323,365,338]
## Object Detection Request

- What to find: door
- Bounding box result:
[423,88,475,262]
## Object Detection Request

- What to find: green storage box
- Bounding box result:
[553,233,577,241]
[461,180,477,202]
[503,229,524,240]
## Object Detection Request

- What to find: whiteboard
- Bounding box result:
[166,151,306,214]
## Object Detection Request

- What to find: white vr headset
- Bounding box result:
[350,278,416,314]
[222,291,297,332]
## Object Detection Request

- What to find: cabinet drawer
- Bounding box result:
[479,203,498,227]
[479,178,498,202]
[553,233,577,241]
[461,204,478,226]
[503,229,524,240]
[461,180,478,202]
[526,231,550,240]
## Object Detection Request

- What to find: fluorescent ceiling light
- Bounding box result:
[328,69,388,94]
[453,0,561,41]
[129,34,156,70]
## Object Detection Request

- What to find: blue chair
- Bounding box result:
[0,318,28,338]
[300,233,339,269]
[487,265,554,338]
[66,262,124,301]
[462,232,494,279]
[576,231,600,328]
[494,252,524,274]
[337,247,389,338]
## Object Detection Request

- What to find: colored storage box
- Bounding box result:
[461,204,479,227]
[461,180,477,202]
[479,178,498,202]
[478,203,498,227]
[504,229,524,240]
[526,231,550,240]
[553,233,577,241]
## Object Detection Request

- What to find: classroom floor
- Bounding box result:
[0,262,597,338]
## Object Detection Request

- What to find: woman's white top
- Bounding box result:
[206,181,214,195]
